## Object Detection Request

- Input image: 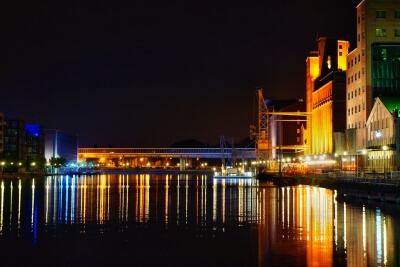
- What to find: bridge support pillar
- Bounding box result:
[180,158,192,170]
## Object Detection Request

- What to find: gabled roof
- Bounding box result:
[379,97,400,117]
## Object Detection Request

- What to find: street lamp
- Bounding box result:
[382,145,388,177]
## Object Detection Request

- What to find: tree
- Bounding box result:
[49,156,67,173]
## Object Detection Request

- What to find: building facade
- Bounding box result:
[45,129,79,166]
[306,37,349,156]
[347,0,400,153]
[25,123,45,162]
[366,97,400,172]
[4,120,26,161]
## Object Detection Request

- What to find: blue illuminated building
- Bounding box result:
[45,129,78,166]
[25,123,45,161]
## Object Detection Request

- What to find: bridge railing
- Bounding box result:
[78,147,256,158]
[338,176,400,187]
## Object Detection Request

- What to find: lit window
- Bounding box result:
[376,29,387,37]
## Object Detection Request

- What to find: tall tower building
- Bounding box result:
[306,37,349,156]
[346,0,400,153]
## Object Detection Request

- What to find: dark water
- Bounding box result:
[0,174,399,266]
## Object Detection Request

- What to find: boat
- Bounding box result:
[213,166,253,179]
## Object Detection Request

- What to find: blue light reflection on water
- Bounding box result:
[0,174,399,266]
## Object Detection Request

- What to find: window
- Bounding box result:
[362,66,364,74]
[296,129,300,134]
[339,51,342,56]
[339,45,342,49]
[358,88,361,95]
[348,109,350,116]
[358,54,360,62]
[376,10,386,18]
[362,30,365,39]
[348,62,350,69]
[362,48,365,56]
[359,105,361,112]
[348,93,350,100]
[355,90,357,97]
[376,29,387,37]
[359,71,361,79]
[395,10,400,18]
[395,29,400,37]
[296,137,300,142]
[362,12,365,20]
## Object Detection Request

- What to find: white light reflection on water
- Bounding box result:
[0,181,3,232]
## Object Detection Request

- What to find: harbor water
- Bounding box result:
[0,173,399,266]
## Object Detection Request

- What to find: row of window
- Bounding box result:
[375,28,400,37]
[348,121,365,130]
[348,70,363,84]
[348,50,365,70]
[348,87,365,100]
[370,118,390,131]
[348,103,365,116]
[375,10,400,19]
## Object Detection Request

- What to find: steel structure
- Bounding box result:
[250,88,311,172]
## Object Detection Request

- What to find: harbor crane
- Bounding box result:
[250,88,310,174]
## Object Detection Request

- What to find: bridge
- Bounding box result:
[78,147,256,170]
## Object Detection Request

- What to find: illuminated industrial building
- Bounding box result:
[346,0,400,155]
[268,100,306,160]
[306,37,349,156]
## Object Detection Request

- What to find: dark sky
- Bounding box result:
[1,0,360,148]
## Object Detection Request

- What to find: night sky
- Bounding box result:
[1,0,360,148]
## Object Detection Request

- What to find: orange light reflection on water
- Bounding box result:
[258,185,334,266]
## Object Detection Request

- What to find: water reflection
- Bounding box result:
[0,175,399,266]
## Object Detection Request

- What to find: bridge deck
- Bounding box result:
[79,147,256,159]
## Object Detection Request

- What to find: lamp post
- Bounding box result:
[382,145,388,178]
